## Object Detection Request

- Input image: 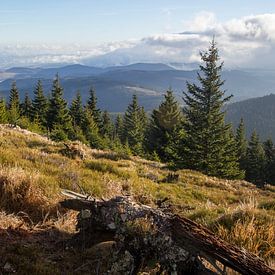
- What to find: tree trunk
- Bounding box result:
[60,190,274,275]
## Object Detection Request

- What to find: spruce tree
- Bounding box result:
[47,75,72,138]
[101,110,114,139]
[21,92,33,118]
[182,40,242,179]
[8,81,20,125]
[235,118,247,171]
[263,138,275,185]
[87,87,101,127]
[123,95,146,155]
[246,131,266,185]
[70,91,84,127]
[115,114,124,141]
[9,81,20,110]
[0,98,7,123]
[139,106,148,130]
[82,108,102,148]
[146,89,184,163]
[32,80,48,127]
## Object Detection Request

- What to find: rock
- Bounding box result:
[107,223,116,230]
[3,262,16,273]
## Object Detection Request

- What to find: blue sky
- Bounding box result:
[1,1,275,68]
[1,0,275,44]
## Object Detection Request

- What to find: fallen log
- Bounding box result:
[60,190,274,275]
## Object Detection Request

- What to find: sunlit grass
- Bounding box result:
[0,124,274,266]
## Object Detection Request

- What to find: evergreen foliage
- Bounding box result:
[82,108,103,148]
[146,89,184,163]
[235,118,247,171]
[115,114,124,140]
[8,81,21,125]
[9,81,20,110]
[21,92,33,118]
[32,80,48,127]
[123,95,146,155]
[70,91,84,128]
[263,138,275,184]
[47,75,73,138]
[182,40,243,179]
[0,98,8,123]
[87,87,102,127]
[101,110,114,139]
[245,131,266,184]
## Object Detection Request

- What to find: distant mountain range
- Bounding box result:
[1,62,275,139]
[1,63,275,113]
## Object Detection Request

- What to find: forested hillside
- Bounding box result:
[1,42,275,186]
[226,94,275,140]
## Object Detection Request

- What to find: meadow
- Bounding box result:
[0,125,274,273]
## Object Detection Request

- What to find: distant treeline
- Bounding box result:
[0,41,274,186]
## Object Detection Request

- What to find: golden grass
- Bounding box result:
[0,211,26,229]
[0,124,274,268]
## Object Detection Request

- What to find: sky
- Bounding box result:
[1,0,275,68]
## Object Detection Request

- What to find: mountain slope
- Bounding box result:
[0,125,274,273]
[226,94,275,140]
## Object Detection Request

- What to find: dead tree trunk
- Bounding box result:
[60,190,274,275]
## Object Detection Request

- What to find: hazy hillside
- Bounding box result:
[1,64,275,111]
[226,94,275,140]
[0,125,274,273]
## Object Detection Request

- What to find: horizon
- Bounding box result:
[1,1,275,69]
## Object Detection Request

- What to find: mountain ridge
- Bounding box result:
[1,63,275,110]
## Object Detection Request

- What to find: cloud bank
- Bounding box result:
[1,13,275,69]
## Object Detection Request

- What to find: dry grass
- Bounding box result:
[0,124,274,272]
[217,217,274,259]
[0,211,26,229]
[0,166,53,221]
[212,197,275,265]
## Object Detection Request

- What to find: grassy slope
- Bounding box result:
[0,124,274,273]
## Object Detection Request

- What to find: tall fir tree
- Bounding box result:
[0,98,8,123]
[101,110,114,139]
[32,80,48,127]
[235,118,247,171]
[47,75,72,139]
[123,94,146,155]
[70,91,84,127]
[21,92,33,118]
[8,81,20,125]
[182,40,242,179]
[115,114,124,141]
[263,138,275,185]
[146,89,185,163]
[139,106,148,130]
[87,87,101,127]
[82,108,102,148]
[9,81,20,110]
[69,91,86,142]
[245,131,266,185]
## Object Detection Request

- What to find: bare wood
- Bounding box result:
[171,215,274,275]
[60,193,274,275]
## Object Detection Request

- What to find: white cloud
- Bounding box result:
[1,13,275,69]
[183,11,221,34]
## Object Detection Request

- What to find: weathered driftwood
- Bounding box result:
[60,190,274,275]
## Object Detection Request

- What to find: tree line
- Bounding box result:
[0,41,274,186]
